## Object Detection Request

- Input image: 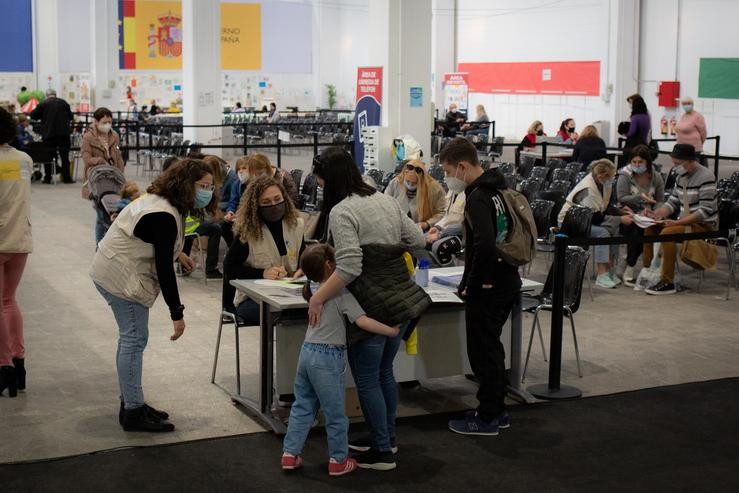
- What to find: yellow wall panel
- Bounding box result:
[221,3,261,71]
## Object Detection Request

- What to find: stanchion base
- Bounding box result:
[527,383,582,400]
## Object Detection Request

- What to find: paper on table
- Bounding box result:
[254,279,304,288]
[424,287,464,304]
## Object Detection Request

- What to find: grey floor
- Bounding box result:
[1,152,738,464]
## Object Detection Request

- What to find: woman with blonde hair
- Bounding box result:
[558,159,633,289]
[222,175,305,324]
[521,120,545,149]
[245,152,299,205]
[383,159,446,232]
[572,124,607,166]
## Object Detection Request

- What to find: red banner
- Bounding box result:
[444,72,468,86]
[356,67,383,104]
[457,61,600,96]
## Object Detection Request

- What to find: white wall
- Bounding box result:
[640,0,739,156]
[457,0,617,142]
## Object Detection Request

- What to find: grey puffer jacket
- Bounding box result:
[346,243,431,345]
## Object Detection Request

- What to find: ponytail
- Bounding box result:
[302,282,313,302]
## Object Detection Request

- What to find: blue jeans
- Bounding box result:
[95,207,108,246]
[283,343,348,461]
[348,332,403,452]
[95,283,149,410]
[590,224,619,264]
[235,298,260,325]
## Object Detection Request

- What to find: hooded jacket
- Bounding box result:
[460,169,522,297]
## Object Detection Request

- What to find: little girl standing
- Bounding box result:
[281,244,399,477]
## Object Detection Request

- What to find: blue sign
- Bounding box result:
[410,87,423,107]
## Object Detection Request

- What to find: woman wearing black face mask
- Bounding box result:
[222,175,306,324]
[556,118,579,144]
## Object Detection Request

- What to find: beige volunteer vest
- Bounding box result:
[558,173,612,224]
[0,146,33,253]
[90,194,184,307]
[233,217,305,306]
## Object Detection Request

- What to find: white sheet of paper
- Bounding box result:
[423,287,464,304]
[632,214,659,228]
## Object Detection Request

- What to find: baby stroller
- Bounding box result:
[87,165,126,228]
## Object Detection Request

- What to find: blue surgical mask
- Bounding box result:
[631,165,647,174]
[682,104,693,112]
[194,189,213,209]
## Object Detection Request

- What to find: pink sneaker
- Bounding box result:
[328,457,358,476]
[281,453,303,470]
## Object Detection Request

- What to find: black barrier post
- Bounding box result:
[276,135,282,168]
[542,140,548,165]
[528,234,583,400]
[313,133,319,157]
[714,135,720,178]
[242,123,248,155]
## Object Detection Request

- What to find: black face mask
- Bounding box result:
[536,130,544,136]
[568,127,575,133]
[259,202,286,223]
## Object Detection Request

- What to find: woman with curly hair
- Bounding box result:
[90,158,216,432]
[222,175,306,325]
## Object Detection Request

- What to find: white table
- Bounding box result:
[230,266,543,433]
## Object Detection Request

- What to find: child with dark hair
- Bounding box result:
[281,244,399,477]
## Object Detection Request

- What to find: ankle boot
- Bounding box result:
[122,405,175,433]
[0,366,18,398]
[12,358,25,390]
[119,401,170,425]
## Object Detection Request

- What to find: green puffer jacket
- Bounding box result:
[346,243,432,345]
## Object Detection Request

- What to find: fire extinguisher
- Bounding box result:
[660,115,668,136]
[669,116,677,136]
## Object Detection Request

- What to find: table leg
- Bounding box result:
[507,292,537,403]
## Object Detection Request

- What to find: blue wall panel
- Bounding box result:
[0,0,34,72]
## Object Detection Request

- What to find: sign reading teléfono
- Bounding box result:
[353,67,383,172]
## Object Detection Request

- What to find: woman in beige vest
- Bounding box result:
[90,159,216,432]
[0,108,33,398]
[222,175,305,324]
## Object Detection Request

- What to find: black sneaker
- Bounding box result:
[645,281,676,295]
[119,401,170,425]
[121,406,175,432]
[349,437,398,454]
[206,269,223,279]
[354,449,396,471]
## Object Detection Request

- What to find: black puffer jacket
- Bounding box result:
[346,243,431,345]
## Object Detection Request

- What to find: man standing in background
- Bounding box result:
[30,89,74,184]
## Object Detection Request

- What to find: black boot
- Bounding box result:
[0,366,18,398]
[12,358,25,390]
[119,401,170,425]
[121,405,175,432]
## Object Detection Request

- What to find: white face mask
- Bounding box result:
[98,122,112,133]
[404,180,417,192]
[444,166,467,193]
[238,171,249,184]
[682,104,693,112]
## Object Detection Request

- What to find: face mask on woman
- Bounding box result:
[536,129,544,136]
[682,104,693,113]
[98,122,112,133]
[259,201,286,223]
[238,171,249,184]
[194,189,213,209]
[404,180,417,192]
[631,164,647,174]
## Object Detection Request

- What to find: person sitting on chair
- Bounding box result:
[384,159,446,233]
[222,175,306,324]
[425,190,465,244]
[643,144,717,295]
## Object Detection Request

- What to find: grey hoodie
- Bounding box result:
[616,165,665,212]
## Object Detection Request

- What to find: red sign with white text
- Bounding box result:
[458,61,600,96]
[444,72,469,86]
[356,67,383,104]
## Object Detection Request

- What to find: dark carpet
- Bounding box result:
[2,378,739,492]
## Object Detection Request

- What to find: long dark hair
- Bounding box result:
[300,244,336,301]
[630,95,648,116]
[559,118,574,132]
[312,147,376,216]
[147,158,217,216]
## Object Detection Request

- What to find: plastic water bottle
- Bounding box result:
[415,258,430,287]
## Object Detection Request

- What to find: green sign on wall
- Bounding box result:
[698,58,739,100]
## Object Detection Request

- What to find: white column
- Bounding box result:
[33,0,60,93]
[432,0,456,115]
[604,0,640,144]
[91,0,117,109]
[369,0,433,159]
[182,0,222,149]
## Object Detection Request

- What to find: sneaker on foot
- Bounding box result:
[328,457,358,476]
[595,273,617,289]
[645,281,676,295]
[465,409,510,429]
[354,449,397,471]
[448,411,500,436]
[281,453,303,471]
[121,406,174,433]
[349,437,398,454]
[609,271,622,286]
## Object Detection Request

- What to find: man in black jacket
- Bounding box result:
[30,89,74,183]
[439,137,522,436]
